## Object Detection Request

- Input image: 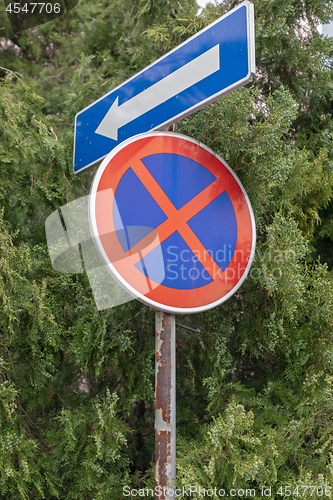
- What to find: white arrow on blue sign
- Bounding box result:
[73,1,255,173]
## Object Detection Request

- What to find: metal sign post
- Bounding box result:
[155,311,176,500]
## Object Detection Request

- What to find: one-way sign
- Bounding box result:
[74,1,255,173]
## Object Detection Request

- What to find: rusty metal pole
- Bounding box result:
[155,311,176,500]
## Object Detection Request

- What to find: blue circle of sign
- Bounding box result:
[113,152,237,290]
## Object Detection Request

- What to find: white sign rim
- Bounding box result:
[88,131,256,315]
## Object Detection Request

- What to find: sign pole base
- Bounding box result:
[155,311,176,499]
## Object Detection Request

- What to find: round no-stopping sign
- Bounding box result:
[89,132,256,314]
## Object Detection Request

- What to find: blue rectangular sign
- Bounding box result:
[74,1,255,173]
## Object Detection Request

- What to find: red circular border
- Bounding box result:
[90,133,255,312]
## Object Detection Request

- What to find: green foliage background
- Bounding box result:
[0,0,333,497]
